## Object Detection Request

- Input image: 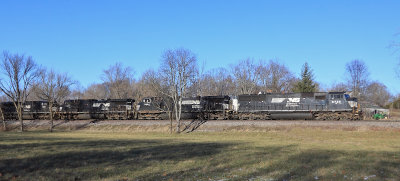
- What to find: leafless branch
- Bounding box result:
[0,51,38,132]
[33,68,75,131]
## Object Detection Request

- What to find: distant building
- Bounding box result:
[359,100,390,119]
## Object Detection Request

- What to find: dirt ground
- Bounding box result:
[3,119,400,132]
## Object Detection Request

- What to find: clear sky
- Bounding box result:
[1,0,399,94]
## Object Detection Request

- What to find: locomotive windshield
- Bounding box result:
[330,94,344,99]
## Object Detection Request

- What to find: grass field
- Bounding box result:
[1,129,400,180]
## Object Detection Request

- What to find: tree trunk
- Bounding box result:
[19,111,23,132]
[2,119,5,131]
[0,107,6,131]
[176,119,180,133]
[169,111,172,134]
[50,111,54,132]
[49,102,54,132]
[50,118,53,132]
[175,101,180,133]
[15,103,23,132]
[175,97,183,134]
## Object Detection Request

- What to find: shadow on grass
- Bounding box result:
[0,138,235,180]
[0,119,98,132]
[0,134,400,180]
[3,123,20,131]
[140,146,400,181]
[234,149,400,180]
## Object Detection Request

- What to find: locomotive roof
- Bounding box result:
[238,91,347,96]
[65,99,98,101]
[182,97,201,100]
[99,99,135,102]
[201,95,230,99]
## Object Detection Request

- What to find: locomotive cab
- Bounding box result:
[142,98,152,105]
[327,92,351,111]
[315,92,361,120]
[346,96,358,108]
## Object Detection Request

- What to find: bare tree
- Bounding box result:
[83,83,109,99]
[258,60,296,93]
[0,51,38,132]
[192,67,235,96]
[186,61,204,97]
[135,69,162,101]
[69,84,85,100]
[345,59,370,98]
[365,81,392,107]
[211,68,235,96]
[191,72,216,96]
[33,69,75,132]
[159,48,197,133]
[328,82,348,92]
[140,68,176,133]
[232,58,259,95]
[0,94,8,131]
[102,62,134,99]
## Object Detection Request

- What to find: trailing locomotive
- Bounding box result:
[201,96,235,120]
[0,99,135,121]
[60,99,98,120]
[136,97,201,120]
[0,101,58,120]
[59,99,135,120]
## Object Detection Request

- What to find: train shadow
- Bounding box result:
[143,146,400,180]
[0,134,399,180]
[0,138,235,180]
[0,137,337,180]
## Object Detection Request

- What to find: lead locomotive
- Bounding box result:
[235,92,360,120]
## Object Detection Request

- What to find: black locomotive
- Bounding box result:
[136,92,360,120]
[0,91,361,121]
[0,99,136,121]
[236,92,360,120]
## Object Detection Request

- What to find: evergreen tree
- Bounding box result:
[292,62,316,93]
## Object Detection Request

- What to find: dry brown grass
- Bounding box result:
[390,109,400,119]
[1,128,400,180]
[3,119,400,133]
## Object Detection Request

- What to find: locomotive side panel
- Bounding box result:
[136,97,169,120]
[103,99,135,120]
[237,92,359,120]
[181,97,201,120]
[60,99,97,120]
[201,96,231,120]
[23,101,52,120]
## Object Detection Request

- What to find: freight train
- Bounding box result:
[0,92,361,121]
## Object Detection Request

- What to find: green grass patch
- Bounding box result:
[1,129,400,180]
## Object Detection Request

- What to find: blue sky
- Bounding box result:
[1,0,399,94]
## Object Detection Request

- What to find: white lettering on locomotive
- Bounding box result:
[271,98,285,103]
[331,100,342,104]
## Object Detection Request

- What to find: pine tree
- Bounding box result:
[292,62,316,93]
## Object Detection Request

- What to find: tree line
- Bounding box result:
[0,49,396,132]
